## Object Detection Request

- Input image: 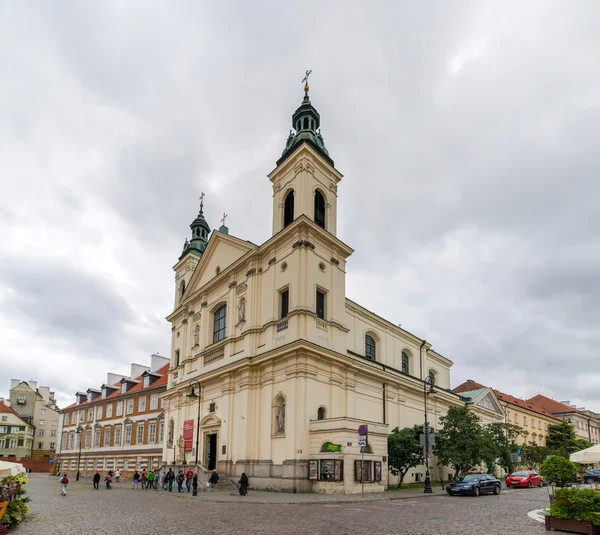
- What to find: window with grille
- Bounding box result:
[125,426,132,445]
[280,288,289,319]
[284,191,295,227]
[115,427,121,446]
[314,191,325,229]
[365,335,376,361]
[213,305,227,343]
[316,290,326,319]
[401,351,409,374]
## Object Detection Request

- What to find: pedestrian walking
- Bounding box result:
[208,470,219,491]
[141,470,148,489]
[93,471,100,490]
[192,473,198,497]
[176,470,185,492]
[115,469,120,482]
[132,471,141,489]
[104,473,112,489]
[147,470,155,489]
[238,473,249,496]
[161,472,167,490]
[185,468,194,492]
[59,473,69,496]
[167,468,175,492]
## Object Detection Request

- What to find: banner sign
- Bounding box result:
[183,420,194,451]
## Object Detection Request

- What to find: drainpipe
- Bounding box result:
[419,340,427,380]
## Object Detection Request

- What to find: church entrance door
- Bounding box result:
[206,433,217,470]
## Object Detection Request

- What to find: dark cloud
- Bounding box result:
[0,1,599,410]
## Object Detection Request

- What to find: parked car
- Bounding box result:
[446,472,501,496]
[583,469,600,484]
[505,470,543,488]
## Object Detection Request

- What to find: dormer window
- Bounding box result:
[87,393,92,402]
[143,376,150,388]
[101,388,106,399]
[121,383,127,394]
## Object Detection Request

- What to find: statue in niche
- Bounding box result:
[277,403,285,434]
[237,297,246,323]
[193,324,200,346]
[167,418,174,447]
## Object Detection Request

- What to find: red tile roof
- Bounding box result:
[527,394,580,415]
[62,363,170,411]
[0,401,20,416]
[452,379,488,393]
[494,391,559,420]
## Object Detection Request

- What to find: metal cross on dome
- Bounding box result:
[199,191,205,209]
[302,69,312,94]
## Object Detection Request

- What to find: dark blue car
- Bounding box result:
[446,472,501,496]
[583,469,600,484]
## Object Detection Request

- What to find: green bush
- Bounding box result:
[550,488,600,525]
[540,456,577,487]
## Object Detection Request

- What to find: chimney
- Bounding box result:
[130,363,150,379]
[106,373,126,386]
[151,354,170,372]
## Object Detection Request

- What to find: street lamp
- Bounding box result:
[186,381,202,467]
[423,374,436,494]
[75,425,83,481]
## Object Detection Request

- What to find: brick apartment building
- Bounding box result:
[58,354,169,477]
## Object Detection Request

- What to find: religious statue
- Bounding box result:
[193,324,200,346]
[277,403,285,434]
[237,298,246,322]
[167,418,174,448]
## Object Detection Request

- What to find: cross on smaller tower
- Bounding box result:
[221,212,228,226]
[199,191,205,209]
[302,69,312,95]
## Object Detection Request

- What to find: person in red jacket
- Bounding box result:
[185,469,194,492]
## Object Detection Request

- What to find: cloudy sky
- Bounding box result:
[1,1,599,412]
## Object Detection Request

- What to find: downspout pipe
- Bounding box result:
[419,340,427,380]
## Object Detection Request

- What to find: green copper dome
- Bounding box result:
[179,201,211,260]
[277,92,333,167]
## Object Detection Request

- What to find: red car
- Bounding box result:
[506,470,543,488]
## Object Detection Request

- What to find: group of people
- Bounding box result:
[59,468,250,497]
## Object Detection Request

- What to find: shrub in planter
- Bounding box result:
[540,456,578,487]
[550,488,600,525]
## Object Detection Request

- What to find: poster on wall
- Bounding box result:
[320,460,335,480]
[309,460,319,480]
[183,420,194,451]
[354,460,362,482]
[334,460,343,481]
[374,461,382,482]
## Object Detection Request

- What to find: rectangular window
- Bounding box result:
[104,428,111,447]
[514,414,519,424]
[523,417,528,426]
[316,289,326,319]
[136,424,144,444]
[85,430,91,448]
[280,288,289,319]
[507,411,511,421]
[0,439,4,448]
[103,458,108,470]
[64,414,69,425]
[79,410,85,422]
[125,426,132,445]
[317,459,344,481]
[115,427,121,446]
[40,420,46,426]
[116,402,123,416]
[143,376,150,388]
[150,395,159,411]
[106,404,113,418]
[126,399,134,414]
[213,305,227,343]
[10,427,20,434]
[149,423,156,444]
[123,458,129,470]
[9,439,17,449]
[0,426,6,433]
[538,421,542,430]
[94,429,100,447]
[41,409,47,415]
[37,442,43,449]
[159,422,164,443]
[97,406,103,420]
[138,397,146,412]
[38,429,44,436]
[49,442,55,450]
[51,430,57,437]
[88,408,93,421]
[174,349,180,368]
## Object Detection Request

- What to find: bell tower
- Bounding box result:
[269,73,343,237]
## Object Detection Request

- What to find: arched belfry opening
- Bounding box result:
[284,190,295,228]
[314,190,325,229]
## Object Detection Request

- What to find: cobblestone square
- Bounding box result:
[13,476,550,535]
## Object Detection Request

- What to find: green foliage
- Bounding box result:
[550,488,600,525]
[520,444,551,470]
[540,456,578,487]
[546,421,588,457]
[387,425,424,487]
[2,500,28,529]
[482,422,521,473]
[434,406,483,478]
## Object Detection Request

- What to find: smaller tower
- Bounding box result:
[173,194,211,309]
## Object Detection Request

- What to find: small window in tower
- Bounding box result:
[314,191,325,229]
[303,117,308,130]
[316,289,326,319]
[284,190,294,228]
[280,288,289,319]
[179,280,186,302]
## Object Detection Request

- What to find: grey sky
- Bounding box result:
[1,1,599,411]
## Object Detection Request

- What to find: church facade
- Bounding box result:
[161,83,505,493]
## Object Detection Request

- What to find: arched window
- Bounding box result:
[284,190,294,228]
[179,280,186,302]
[213,304,227,343]
[401,351,409,374]
[365,335,376,361]
[303,117,308,130]
[314,190,325,229]
[317,407,327,420]
[428,369,436,384]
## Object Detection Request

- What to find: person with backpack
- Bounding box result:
[59,473,69,496]
[132,470,141,489]
[92,471,100,490]
[185,468,194,492]
[176,470,185,492]
[166,468,175,492]
[104,473,112,489]
[208,470,219,491]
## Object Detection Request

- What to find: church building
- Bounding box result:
[162,80,505,493]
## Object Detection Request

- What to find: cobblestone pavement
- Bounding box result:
[15,475,549,535]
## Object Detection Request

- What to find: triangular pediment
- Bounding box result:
[182,231,256,300]
[476,391,504,416]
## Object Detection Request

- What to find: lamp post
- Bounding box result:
[75,425,83,481]
[186,381,202,468]
[423,374,435,494]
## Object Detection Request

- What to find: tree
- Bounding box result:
[547,422,589,457]
[482,422,521,474]
[520,444,550,470]
[434,406,483,478]
[539,456,577,487]
[387,425,424,487]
